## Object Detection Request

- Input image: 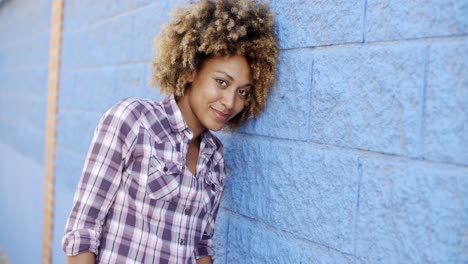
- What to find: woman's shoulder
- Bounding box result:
[94,98,165,136]
[111,97,161,112]
[104,97,163,120]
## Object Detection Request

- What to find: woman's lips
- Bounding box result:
[211,107,230,123]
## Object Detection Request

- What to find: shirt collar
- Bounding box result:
[163,95,189,133]
[202,130,217,149]
[162,94,218,149]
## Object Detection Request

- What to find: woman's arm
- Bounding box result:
[67,252,95,264]
[62,99,139,257]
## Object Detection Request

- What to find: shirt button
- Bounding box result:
[184,208,191,215]
[180,239,185,245]
[163,166,168,172]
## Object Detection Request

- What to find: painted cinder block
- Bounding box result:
[424,42,468,166]
[61,15,133,68]
[226,214,357,264]
[0,0,51,48]
[222,134,359,254]
[60,68,115,112]
[311,45,424,157]
[0,35,50,69]
[53,181,82,264]
[128,1,184,62]
[55,146,88,194]
[60,1,186,68]
[0,120,45,164]
[62,0,153,32]
[112,64,162,101]
[53,186,75,264]
[53,147,90,264]
[0,143,44,264]
[0,68,49,97]
[60,65,159,113]
[57,70,76,111]
[272,0,363,49]
[366,0,468,41]
[1,96,48,132]
[211,207,229,263]
[240,51,312,141]
[24,97,47,131]
[226,216,313,263]
[0,0,50,179]
[0,96,31,128]
[56,110,103,155]
[356,155,468,263]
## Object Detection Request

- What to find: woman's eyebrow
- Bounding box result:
[215,70,234,81]
[215,70,253,88]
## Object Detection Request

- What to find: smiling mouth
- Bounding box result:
[211,107,230,123]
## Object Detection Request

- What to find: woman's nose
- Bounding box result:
[221,89,236,111]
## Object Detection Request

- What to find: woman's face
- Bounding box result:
[180,55,252,132]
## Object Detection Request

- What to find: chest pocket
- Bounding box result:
[146,157,182,202]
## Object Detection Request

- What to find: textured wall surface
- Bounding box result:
[221,1,467,263]
[1,0,467,263]
[0,0,51,263]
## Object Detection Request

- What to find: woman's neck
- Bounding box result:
[176,94,205,140]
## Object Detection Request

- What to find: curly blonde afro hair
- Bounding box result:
[151,0,279,128]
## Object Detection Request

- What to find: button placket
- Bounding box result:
[184,207,191,215]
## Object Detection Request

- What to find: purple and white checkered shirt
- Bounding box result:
[62,95,226,263]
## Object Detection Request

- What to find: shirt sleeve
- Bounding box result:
[61,99,140,256]
[195,203,220,259]
[195,149,226,260]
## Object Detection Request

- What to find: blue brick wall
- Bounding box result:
[1,0,467,263]
[243,1,466,262]
[0,0,51,263]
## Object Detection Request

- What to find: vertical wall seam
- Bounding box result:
[42,0,64,263]
[352,158,363,263]
[362,0,368,43]
[223,216,230,264]
[307,58,314,142]
[418,47,429,159]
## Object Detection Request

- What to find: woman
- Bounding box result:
[62,0,278,263]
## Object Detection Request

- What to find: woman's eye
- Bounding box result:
[216,79,227,87]
[238,88,249,98]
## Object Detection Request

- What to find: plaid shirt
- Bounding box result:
[62,95,226,263]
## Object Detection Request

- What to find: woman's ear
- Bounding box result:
[186,71,196,83]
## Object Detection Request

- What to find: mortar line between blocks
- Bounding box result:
[361,0,368,43]
[0,140,43,166]
[64,2,155,33]
[231,132,468,169]
[279,34,468,52]
[0,30,51,50]
[0,116,44,135]
[0,65,50,72]
[352,158,363,263]
[223,217,230,264]
[56,145,87,159]
[221,208,356,258]
[307,59,314,142]
[0,93,46,102]
[62,61,150,72]
[418,47,429,160]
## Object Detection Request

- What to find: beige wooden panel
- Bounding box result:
[42,0,64,263]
